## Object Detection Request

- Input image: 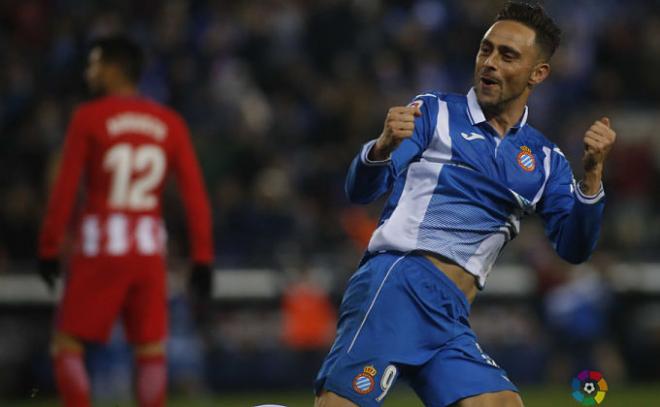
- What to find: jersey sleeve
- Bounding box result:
[171,116,214,264]
[38,107,90,259]
[344,94,437,204]
[536,147,605,264]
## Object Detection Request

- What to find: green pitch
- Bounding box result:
[8,385,660,406]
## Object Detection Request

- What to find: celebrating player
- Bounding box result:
[314,2,616,406]
[38,36,213,407]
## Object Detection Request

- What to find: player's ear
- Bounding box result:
[529,62,550,87]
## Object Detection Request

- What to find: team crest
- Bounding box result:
[517,146,536,172]
[352,365,377,394]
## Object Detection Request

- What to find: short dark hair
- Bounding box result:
[495,1,561,60]
[90,35,144,83]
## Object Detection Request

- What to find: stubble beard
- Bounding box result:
[478,84,526,118]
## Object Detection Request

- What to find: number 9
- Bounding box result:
[375,364,398,402]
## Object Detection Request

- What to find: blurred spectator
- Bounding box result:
[281,267,336,387]
[281,268,336,350]
[0,0,656,271]
[542,253,625,383]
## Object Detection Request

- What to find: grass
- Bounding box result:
[7,384,660,406]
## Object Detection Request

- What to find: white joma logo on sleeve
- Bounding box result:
[461,132,485,141]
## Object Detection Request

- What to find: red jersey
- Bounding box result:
[39,95,213,264]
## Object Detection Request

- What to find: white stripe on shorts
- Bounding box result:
[347,254,407,354]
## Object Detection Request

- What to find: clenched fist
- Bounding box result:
[581,117,616,195]
[369,105,422,161]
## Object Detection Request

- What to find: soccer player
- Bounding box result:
[38,36,213,407]
[314,3,616,406]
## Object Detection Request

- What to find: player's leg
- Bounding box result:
[452,390,523,406]
[134,341,167,407]
[52,331,85,353]
[135,341,166,355]
[315,253,448,406]
[410,332,520,407]
[314,390,358,407]
[52,256,127,407]
[51,332,91,407]
[123,256,168,407]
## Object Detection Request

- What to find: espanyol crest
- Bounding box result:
[517,145,536,172]
[352,365,377,394]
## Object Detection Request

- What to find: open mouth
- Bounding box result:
[480,77,499,86]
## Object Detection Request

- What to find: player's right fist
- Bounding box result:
[38,258,60,292]
[370,104,422,161]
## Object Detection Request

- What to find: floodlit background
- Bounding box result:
[0,0,659,405]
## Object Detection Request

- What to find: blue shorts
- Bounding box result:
[314,252,517,406]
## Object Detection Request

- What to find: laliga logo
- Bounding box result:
[571,370,608,405]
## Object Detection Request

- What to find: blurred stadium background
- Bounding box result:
[0,0,659,405]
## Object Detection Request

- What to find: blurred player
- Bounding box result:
[38,36,213,407]
[315,2,616,406]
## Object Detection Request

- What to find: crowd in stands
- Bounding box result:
[0,0,658,276]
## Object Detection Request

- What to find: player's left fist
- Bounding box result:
[188,263,213,325]
[583,117,616,173]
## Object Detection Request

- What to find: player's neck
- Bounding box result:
[484,97,527,138]
[106,82,138,97]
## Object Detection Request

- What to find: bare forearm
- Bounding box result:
[581,117,615,195]
[368,138,393,161]
[580,165,603,196]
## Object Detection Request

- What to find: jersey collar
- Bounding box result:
[466,87,529,130]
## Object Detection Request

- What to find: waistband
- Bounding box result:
[367,250,471,316]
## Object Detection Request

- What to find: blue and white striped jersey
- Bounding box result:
[346,88,605,288]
